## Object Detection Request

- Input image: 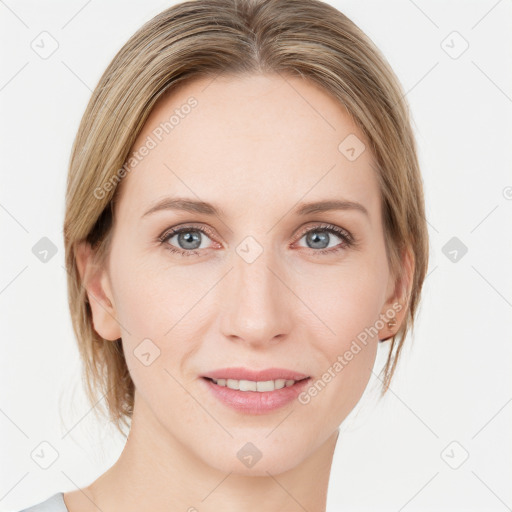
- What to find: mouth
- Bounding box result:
[200,371,312,414]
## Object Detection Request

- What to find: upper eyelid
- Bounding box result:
[159,223,216,240]
[296,222,349,236]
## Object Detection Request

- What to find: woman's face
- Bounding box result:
[88,73,402,475]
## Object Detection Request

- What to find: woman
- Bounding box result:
[20,0,428,510]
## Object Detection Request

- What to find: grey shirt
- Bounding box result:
[18,493,68,512]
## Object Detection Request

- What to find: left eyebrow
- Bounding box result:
[296,199,369,218]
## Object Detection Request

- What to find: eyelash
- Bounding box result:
[157,223,356,257]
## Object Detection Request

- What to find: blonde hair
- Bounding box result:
[64,0,429,435]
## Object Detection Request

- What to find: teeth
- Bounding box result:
[211,378,300,391]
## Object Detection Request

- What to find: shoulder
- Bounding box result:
[17,493,68,512]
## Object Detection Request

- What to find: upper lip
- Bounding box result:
[202,367,310,382]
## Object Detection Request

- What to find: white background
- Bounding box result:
[1,0,511,510]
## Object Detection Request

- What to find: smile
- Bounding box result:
[201,376,312,414]
[207,377,307,392]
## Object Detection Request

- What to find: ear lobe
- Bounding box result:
[75,241,122,341]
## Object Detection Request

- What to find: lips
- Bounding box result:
[201,371,311,414]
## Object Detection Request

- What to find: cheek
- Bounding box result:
[294,275,382,435]
[109,249,214,392]
[110,245,208,339]
[293,253,388,410]
[296,252,389,341]
[111,260,199,416]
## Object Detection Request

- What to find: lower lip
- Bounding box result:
[201,377,311,415]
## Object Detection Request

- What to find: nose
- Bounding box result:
[219,246,294,349]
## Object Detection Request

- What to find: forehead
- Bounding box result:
[117,73,380,222]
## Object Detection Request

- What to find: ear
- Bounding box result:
[75,241,122,341]
[378,247,414,342]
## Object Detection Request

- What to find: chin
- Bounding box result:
[190,427,321,477]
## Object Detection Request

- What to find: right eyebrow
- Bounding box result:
[141,197,224,219]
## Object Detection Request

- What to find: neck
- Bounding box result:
[86,392,340,512]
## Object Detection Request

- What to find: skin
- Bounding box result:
[69,73,411,512]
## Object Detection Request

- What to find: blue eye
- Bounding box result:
[296,224,354,255]
[158,223,355,257]
[158,225,215,257]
